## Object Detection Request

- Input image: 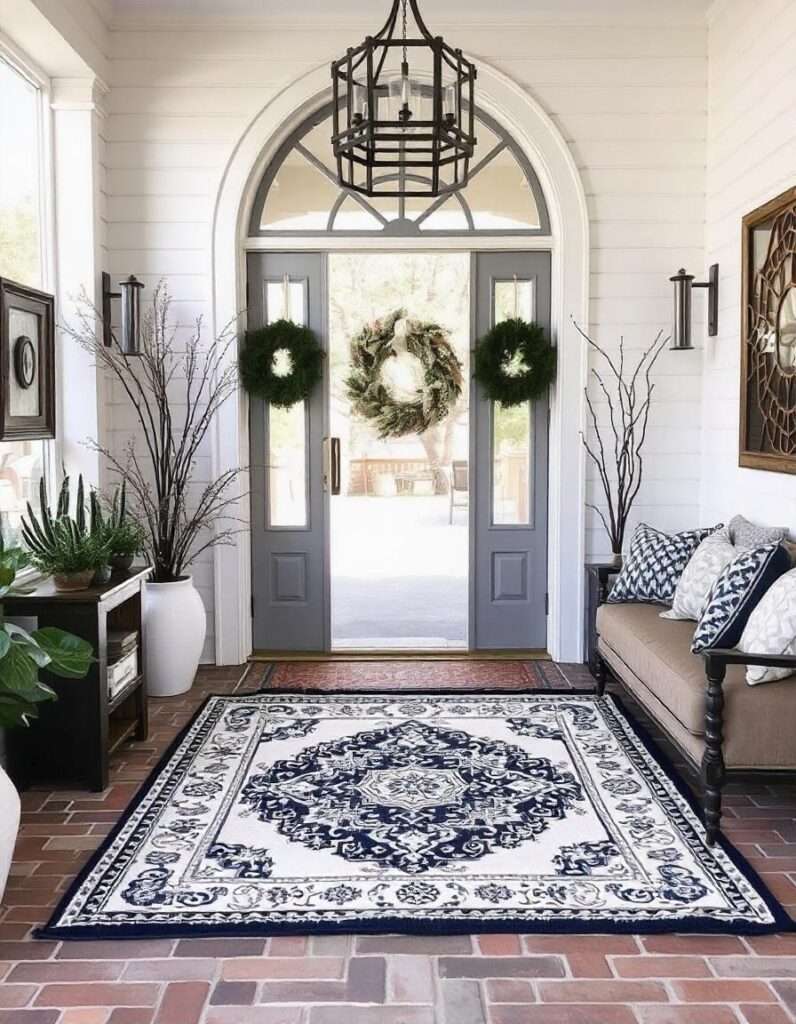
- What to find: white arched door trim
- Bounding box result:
[210,59,589,665]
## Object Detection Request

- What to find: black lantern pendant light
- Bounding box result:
[331,0,477,199]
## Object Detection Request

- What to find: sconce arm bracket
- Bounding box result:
[692,263,719,337]
[102,271,120,348]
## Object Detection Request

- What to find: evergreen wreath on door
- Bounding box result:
[473,318,556,406]
[345,309,463,438]
[239,320,325,407]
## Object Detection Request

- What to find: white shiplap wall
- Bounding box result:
[101,3,711,659]
[700,0,796,531]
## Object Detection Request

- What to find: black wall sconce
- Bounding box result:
[669,264,719,351]
[102,272,145,354]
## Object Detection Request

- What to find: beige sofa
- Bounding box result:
[595,601,796,845]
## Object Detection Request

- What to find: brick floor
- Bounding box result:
[0,659,794,1024]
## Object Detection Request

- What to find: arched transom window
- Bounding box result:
[249,101,550,237]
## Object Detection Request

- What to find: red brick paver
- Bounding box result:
[0,660,794,1024]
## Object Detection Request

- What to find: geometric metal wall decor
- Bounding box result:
[0,277,56,441]
[740,186,796,473]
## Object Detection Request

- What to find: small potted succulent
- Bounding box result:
[0,537,93,901]
[107,518,146,575]
[21,477,111,592]
[90,483,145,575]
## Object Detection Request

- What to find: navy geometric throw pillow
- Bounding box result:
[691,543,791,654]
[608,523,722,605]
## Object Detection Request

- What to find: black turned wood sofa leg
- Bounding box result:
[701,655,726,846]
[594,652,608,697]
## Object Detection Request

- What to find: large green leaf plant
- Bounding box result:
[0,539,93,729]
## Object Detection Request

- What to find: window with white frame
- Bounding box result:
[0,52,52,545]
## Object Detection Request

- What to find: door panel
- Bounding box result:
[473,251,550,650]
[248,252,327,651]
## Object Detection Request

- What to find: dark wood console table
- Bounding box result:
[584,558,622,675]
[5,567,150,792]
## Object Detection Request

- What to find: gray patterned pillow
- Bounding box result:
[661,528,736,621]
[729,515,788,549]
[738,569,796,685]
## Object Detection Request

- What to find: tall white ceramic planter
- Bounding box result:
[144,577,206,698]
[0,765,20,904]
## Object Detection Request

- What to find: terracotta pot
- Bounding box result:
[144,576,206,698]
[53,569,95,592]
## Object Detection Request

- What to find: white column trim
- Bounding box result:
[51,74,107,489]
[210,59,589,665]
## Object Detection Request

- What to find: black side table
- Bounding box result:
[5,568,150,792]
[584,558,622,676]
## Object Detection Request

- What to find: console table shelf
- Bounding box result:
[5,568,150,792]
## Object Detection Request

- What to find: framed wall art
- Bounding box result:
[0,277,56,441]
[739,186,796,473]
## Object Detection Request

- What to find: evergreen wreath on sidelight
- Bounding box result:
[239,320,325,407]
[64,282,242,583]
[473,318,556,406]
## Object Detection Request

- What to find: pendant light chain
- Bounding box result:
[402,0,408,65]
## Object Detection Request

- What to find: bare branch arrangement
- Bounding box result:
[574,323,669,556]
[63,282,242,582]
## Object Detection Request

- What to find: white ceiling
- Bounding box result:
[107,0,711,23]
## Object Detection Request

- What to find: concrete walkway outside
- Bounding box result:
[330,495,468,649]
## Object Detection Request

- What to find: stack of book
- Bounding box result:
[107,631,139,701]
[108,630,138,662]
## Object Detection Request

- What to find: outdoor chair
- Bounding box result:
[449,460,469,523]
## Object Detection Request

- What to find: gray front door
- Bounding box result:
[248,252,327,651]
[473,251,550,650]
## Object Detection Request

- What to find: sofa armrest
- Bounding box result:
[701,648,796,671]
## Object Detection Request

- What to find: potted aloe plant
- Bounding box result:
[22,477,112,592]
[0,538,93,901]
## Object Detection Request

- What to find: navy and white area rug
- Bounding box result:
[42,691,792,938]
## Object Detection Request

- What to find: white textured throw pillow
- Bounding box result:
[738,569,796,685]
[661,527,736,621]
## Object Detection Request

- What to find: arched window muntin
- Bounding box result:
[248,99,551,238]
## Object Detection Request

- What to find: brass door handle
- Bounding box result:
[330,437,341,495]
[324,437,341,495]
